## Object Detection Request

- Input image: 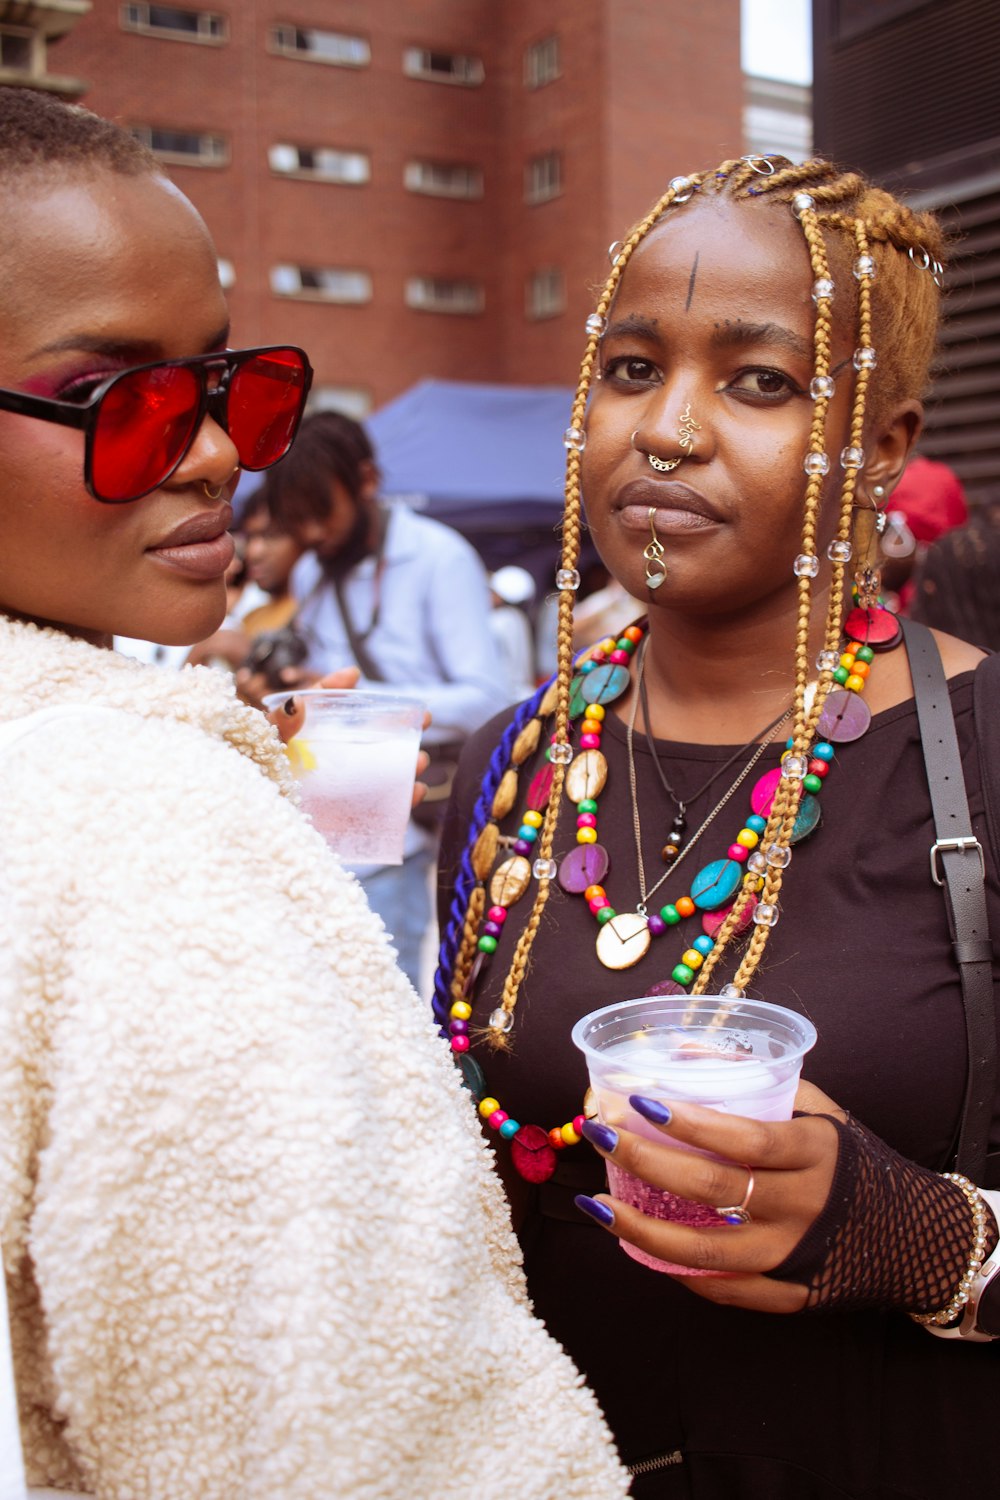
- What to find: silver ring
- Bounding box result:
[742,154,776,176]
[716,1167,755,1225]
[908,246,931,270]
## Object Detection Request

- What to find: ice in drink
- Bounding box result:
[294,726,417,863]
[264,689,425,865]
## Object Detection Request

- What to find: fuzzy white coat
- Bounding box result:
[0,618,628,1500]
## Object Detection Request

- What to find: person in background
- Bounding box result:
[244,410,500,991]
[186,489,304,673]
[488,564,537,700]
[878,451,968,612]
[238,486,303,637]
[912,495,1000,651]
[0,87,627,1500]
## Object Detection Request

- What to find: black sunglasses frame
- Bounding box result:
[0,344,313,503]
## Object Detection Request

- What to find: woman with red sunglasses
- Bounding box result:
[0,89,626,1500]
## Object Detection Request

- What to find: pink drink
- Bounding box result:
[263,689,424,864]
[572,998,817,1274]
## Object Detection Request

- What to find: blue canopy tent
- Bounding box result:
[367,378,570,530]
[365,378,601,583]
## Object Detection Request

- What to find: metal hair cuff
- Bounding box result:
[912,1185,1000,1342]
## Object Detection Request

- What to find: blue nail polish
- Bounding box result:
[580,1119,618,1153]
[574,1194,616,1227]
[629,1094,672,1126]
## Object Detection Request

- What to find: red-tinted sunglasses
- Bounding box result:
[0,345,313,503]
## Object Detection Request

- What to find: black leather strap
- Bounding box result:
[902,618,996,1183]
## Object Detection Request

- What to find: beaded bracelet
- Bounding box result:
[909,1173,990,1329]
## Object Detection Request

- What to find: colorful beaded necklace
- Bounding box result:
[445,600,901,1184]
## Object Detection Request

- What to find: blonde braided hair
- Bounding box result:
[447,154,946,1040]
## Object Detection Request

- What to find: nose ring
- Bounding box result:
[678,403,701,454]
[643,507,667,590]
[632,405,701,474]
[203,465,240,502]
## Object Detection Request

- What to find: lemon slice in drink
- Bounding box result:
[284,737,317,774]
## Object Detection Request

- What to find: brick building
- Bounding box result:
[11,0,743,412]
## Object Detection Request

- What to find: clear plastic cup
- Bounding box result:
[264,688,425,864]
[571,995,817,1273]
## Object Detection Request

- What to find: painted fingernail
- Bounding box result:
[574,1194,616,1227]
[282,697,297,716]
[629,1095,672,1125]
[580,1120,618,1153]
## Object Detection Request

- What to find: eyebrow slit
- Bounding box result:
[685,252,699,313]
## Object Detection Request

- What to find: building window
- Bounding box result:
[403,47,483,86]
[526,268,565,320]
[269,143,370,184]
[403,160,483,199]
[524,35,559,89]
[270,265,372,303]
[0,26,38,72]
[131,125,228,166]
[121,5,226,42]
[271,24,369,66]
[525,151,562,204]
[405,277,484,315]
[311,385,372,420]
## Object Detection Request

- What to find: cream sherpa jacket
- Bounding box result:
[0,618,628,1500]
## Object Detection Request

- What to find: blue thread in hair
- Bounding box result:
[431,678,553,1026]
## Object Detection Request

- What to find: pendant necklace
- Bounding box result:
[605,644,793,972]
[635,640,792,862]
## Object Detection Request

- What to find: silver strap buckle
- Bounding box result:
[929,836,985,887]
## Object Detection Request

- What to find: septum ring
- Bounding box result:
[203,465,240,501]
[716,1166,755,1225]
[632,404,701,473]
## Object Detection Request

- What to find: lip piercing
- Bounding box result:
[643,507,667,590]
[716,1166,755,1225]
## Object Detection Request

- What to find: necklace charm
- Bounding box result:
[595,910,652,970]
[662,808,687,862]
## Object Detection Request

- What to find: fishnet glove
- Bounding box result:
[767,1113,1000,1314]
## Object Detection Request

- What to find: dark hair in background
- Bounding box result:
[0,86,158,177]
[259,410,377,535]
[911,502,1000,653]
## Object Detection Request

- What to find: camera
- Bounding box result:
[241,625,310,691]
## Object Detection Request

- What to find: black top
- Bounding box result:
[438,661,1000,1499]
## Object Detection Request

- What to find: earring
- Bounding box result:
[880,509,916,560]
[851,484,886,608]
[644,507,667,589]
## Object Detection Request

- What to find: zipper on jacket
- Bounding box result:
[627,1448,684,1476]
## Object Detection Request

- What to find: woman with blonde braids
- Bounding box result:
[436,155,1000,1497]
